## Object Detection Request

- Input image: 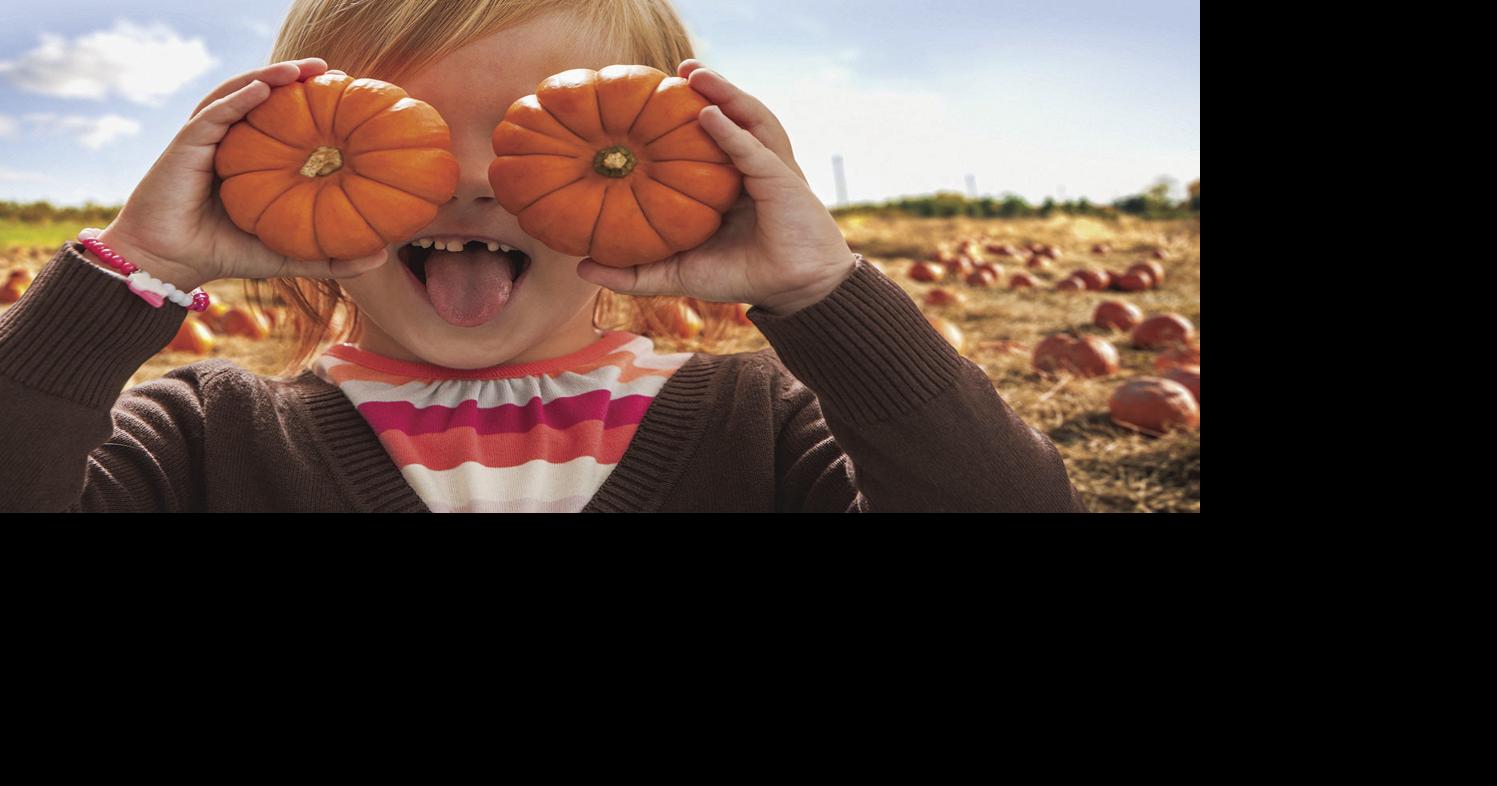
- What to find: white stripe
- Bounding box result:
[427,494,595,513]
[400,457,616,509]
[312,351,688,408]
[616,335,695,369]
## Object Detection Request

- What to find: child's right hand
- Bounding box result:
[92,58,390,293]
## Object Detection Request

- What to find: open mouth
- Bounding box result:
[398,240,532,286]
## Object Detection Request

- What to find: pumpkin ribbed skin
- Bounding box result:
[214,75,459,261]
[488,65,744,268]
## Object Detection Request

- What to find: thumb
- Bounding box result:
[576,256,684,297]
[281,247,389,281]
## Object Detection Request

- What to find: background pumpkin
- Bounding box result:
[1093,300,1143,331]
[925,315,966,354]
[1109,377,1199,436]
[1132,313,1196,349]
[488,65,744,268]
[214,75,459,261]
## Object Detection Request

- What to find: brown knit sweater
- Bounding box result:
[0,242,1084,512]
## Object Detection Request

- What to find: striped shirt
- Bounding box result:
[311,331,693,512]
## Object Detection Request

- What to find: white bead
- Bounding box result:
[162,283,177,295]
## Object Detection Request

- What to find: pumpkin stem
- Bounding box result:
[593,145,637,178]
[300,146,344,178]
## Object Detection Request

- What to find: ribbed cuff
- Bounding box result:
[0,242,187,410]
[747,254,965,423]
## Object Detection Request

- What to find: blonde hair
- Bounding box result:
[246,0,722,375]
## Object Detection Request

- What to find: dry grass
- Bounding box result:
[3,214,1200,512]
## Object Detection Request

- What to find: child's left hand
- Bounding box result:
[575,60,858,317]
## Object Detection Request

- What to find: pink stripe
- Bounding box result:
[358,390,654,436]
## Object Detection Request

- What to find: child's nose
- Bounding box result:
[449,165,498,204]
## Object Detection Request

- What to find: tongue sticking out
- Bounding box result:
[423,245,517,327]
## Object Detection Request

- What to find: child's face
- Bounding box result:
[339,12,615,368]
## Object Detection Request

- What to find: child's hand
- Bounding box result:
[92,58,389,292]
[575,60,858,317]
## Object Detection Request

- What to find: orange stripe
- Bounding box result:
[377,421,640,471]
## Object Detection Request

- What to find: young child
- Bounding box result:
[0,0,1083,513]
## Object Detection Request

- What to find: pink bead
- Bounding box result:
[120,262,138,275]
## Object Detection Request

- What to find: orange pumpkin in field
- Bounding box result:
[214,74,460,261]
[925,315,965,353]
[1,269,31,303]
[220,307,272,340]
[1110,377,1199,436]
[1094,300,1143,331]
[489,65,744,268]
[199,301,232,332]
[168,317,216,355]
[642,299,704,339]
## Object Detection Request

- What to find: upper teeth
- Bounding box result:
[409,237,518,254]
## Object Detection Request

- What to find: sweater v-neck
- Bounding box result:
[282,348,726,513]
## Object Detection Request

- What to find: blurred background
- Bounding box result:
[0,0,1199,208]
[0,0,1201,512]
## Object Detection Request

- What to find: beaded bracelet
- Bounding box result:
[76,228,209,312]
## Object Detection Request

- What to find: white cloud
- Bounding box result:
[0,167,50,183]
[711,50,1198,204]
[21,113,143,150]
[0,114,17,137]
[240,17,276,38]
[0,19,217,106]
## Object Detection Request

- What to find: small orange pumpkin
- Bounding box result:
[925,315,965,354]
[167,317,216,355]
[965,269,998,287]
[1164,367,1200,403]
[923,287,966,307]
[0,269,30,304]
[215,75,459,261]
[1133,313,1196,349]
[488,65,744,268]
[220,306,272,340]
[641,299,704,339]
[1094,300,1143,331]
[909,261,945,282]
[1155,344,1201,372]
[1110,377,1199,436]
[199,301,232,332]
[1032,334,1118,378]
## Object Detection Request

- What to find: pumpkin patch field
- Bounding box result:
[0,213,1199,512]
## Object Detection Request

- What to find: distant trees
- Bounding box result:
[834,178,1198,221]
[0,200,120,223]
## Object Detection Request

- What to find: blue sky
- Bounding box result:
[0,0,1199,207]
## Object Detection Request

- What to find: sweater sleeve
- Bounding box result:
[0,242,203,512]
[747,254,1087,513]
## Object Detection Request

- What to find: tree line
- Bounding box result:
[833,178,1200,220]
